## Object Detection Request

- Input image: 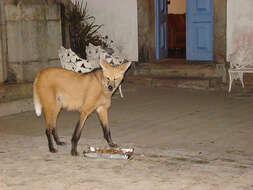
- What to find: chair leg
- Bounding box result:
[239,72,245,88]
[228,71,233,92]
[118,85,124,98]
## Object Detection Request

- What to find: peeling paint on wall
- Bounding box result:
[227,0,253,60]
[0,2,62,83]
[231,29,253,54]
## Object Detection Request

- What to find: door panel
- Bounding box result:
[186,0,213,61]
[155,0,168,60]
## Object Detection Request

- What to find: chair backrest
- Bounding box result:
[58,46,99,73]
[58,45,128,74]
[229,47,253,69]
[86,44,127,65]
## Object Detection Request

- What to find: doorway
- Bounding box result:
[155,0,213,61]
[167,0,186,59]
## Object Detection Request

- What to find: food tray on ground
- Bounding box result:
[83,146,134,160]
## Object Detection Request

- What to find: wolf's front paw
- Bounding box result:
[109,142,118,148]
[56,141,66,146]
[49,147,58,153]
[71,149,79,156]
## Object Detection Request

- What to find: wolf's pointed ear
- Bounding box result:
[118,62,132,73]
[100,59,111,71]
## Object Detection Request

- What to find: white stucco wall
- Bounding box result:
[72,0,138,61]
[168,0,186,14]
[227,0,253,60]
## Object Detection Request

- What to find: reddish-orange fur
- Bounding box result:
[33,59,131,155]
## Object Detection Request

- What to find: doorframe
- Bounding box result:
[0,1,7,83]
[155,0,169,60]
[155,0,160,60]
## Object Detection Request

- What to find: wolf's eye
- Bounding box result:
[106,77,110,81]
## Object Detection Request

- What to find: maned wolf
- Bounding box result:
[33,59,131,156]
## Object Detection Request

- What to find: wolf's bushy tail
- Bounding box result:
[33,78,42,117]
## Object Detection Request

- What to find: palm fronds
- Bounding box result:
[65,1,106,59]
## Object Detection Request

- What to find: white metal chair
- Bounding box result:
[228,47,253,92]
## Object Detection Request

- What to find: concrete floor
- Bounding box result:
[0,86,253,190]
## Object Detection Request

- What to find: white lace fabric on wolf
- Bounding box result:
[58,44,127,98]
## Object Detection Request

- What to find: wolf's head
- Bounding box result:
[100,59,131,92]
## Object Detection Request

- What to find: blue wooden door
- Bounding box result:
[155,0,168,60]
[186,0,213,61]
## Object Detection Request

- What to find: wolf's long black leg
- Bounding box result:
[101,125,118,148]
[96,106,118,148]
[71,117,86,156]
[71,109,92,156]
[52,128,65,145]
[45,129,57,153]
[71,121,81,156]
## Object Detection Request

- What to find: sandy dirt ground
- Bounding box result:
[0,86,253,190]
